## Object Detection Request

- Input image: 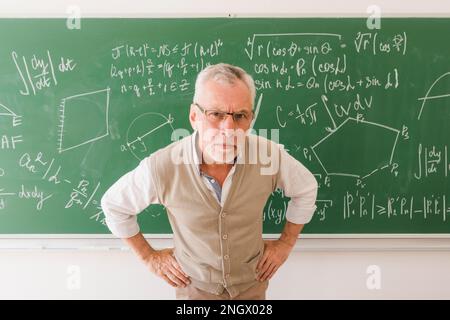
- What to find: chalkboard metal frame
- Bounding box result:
[1,235,450,251]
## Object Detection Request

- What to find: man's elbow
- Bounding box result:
[100,192,112,218]
[308,171,319,195]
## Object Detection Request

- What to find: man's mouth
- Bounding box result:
[216,144,235,148]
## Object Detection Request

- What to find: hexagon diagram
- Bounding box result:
[311,117,400,179]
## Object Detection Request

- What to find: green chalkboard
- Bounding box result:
[0,18,449,236]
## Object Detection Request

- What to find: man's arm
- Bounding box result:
[279,221,305,247]
[256,221,303,281]
[124,232,190,288]
[257,144,318,282]
[101,157,157,238]
[101,157,190,288]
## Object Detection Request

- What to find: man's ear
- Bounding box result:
[189,103,197,130]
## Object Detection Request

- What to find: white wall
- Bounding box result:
[1,248,450,299]
[1,0,450,17]
[1,0,449,299]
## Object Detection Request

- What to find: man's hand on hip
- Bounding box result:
[145,248,191,288]
[256,240,294,282]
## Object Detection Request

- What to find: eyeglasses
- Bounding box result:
[194,103,253,125]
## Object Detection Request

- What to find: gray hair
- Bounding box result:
[193,63,256,108]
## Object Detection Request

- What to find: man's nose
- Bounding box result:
[220,113,236,130]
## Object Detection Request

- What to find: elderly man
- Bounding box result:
[101,63,318,300]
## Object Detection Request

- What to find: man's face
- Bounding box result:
[190,79,253,164]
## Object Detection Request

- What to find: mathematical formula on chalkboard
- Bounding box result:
[0,18,448,234]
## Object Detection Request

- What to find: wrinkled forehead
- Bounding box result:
[196,79,253,112]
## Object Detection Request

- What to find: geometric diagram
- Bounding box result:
[311,117,400,180]
[0,101,22,129]
[0,102,18,118]
[126,112,175,161]
[57,88,110,153]
[417,72,450,120]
